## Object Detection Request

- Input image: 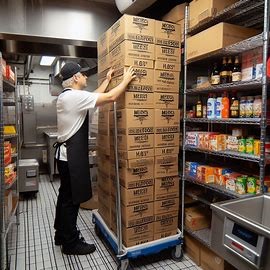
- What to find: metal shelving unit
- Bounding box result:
[0,53,19,270]
[185,117,261,125]
[182,0,269,247]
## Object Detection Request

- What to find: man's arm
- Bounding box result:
[94,68,114,93]
[95,66,136,106]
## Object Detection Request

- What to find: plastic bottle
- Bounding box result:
[215,96,222,119]
[207,94,216,119]
[221,92,230,118]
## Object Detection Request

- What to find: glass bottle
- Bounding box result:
[230,91,239,118]
[220,57,229,84]
[227,56,233,83]
[211,63,220,85]
[232,56,242,82]
[195,97,202,118]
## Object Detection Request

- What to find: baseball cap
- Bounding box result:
[60,62,90,81]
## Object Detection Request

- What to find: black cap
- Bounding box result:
[60,62,90,81]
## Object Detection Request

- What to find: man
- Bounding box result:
[54,61,135,255]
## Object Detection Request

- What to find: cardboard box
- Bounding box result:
[154,215,178,233]
[108,14,155,51]
[154,61,181,72]
[114,158,154,186]
[155,125,180,134]
[98,188,111,226]
[200,245,224,270]
[117,92,154,109]
[111,73,154,93]
[154,109,180,127]
[197,165,215,184]
[155,20,181,47]
[155,133,180,148]
[154,197,179,215]
[176,19,185,43]
[185,206,211,231]
[154,93,179,109]
[154,230,177,240]
[115,109,154,128]
[155,146,179,156]
[111,56,154,69]
[98,53,110,73]
[121,202,154,228]
[155,45,181,63]
[155,176,179,200]
[110,40,155,64]
[80,193,99,210]
[122,222,154,247]
[117,132,154,151]
[162,3,186,23]
[154,154,179,178]
[97,31,109,58]
[209,134,227,151]
[97,153,111,177]
[187,23,260,61]
[97,168,111,193]
[189,0,238,29]
[118,148,154,160]
[184,234,201,266]
[120,185,154,206]
[154,70,180,92]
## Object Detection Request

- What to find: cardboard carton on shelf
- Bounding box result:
[98,53,110,74]
[154,230,178,240]
[162,3,187,23]
[184,206,211,231]
[154,109,180,127]
[154,197,179,215]
[189,0,238,29]
[108,14,155,51]
[186,23,260,61]
[154,61,181,72]
[154,92,179,109]
[111,56,154,70]
[154,176,179,201]
[200,245,225,270]
[154,214,178,234]
[176,19,185,43]
[184,234,202,266]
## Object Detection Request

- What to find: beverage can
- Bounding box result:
[247,177,256,194]
[238,138,246,153]
[246,137,254,154]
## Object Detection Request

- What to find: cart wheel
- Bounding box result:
[94,224,101,237]
[171,245,183,262]
[117,258,129,270]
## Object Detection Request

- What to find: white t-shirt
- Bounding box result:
[56,88,99,161]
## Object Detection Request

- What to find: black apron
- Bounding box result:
[56,89,92,204]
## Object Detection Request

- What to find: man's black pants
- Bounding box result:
[54,159,80,246]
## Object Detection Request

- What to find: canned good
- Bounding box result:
[254,140,260,156]
[247,177,256,194]
[236,176,247,194]
[238,138,246,153]
[246,137,254,154]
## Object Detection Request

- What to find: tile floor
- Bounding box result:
[8,175,202,270]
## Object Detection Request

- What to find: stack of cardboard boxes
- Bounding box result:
[97,14,181,247]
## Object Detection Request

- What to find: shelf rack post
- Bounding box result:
[259,0,270,193]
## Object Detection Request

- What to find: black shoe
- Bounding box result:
[62,240,96,255]
[54,230,83,246]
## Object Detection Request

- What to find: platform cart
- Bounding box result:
[92,102,184,270]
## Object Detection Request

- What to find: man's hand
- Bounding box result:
[123,66,136,84]
[106,68,114,82]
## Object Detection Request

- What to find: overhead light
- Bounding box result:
[40,56,56,66]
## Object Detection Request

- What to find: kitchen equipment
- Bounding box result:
[18,159,39,193]
[211,194,270,270]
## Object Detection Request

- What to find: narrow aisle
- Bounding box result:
[9,175,202,270]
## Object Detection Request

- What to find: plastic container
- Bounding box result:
[215,97,222,119]
[207,95,216,119]
[238,138,246,153]
[246,137,254,154]
[221,92,230,118]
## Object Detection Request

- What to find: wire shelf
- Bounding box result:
[185,117,261,125]
[186,79,262,94]
[184,176,253,199]
[4,134,18,139]
[185,190,212,206]
[185,146,261,163]
[185,227,211,247]
[188,0,265,35]
[3,79,15,92]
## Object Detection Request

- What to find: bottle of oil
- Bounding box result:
[230,91,239,118]
[211,62,220,85]
[232,56,242,82]
[227,56,233,83]
[220,57,230,84]
[195,97,202,118]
